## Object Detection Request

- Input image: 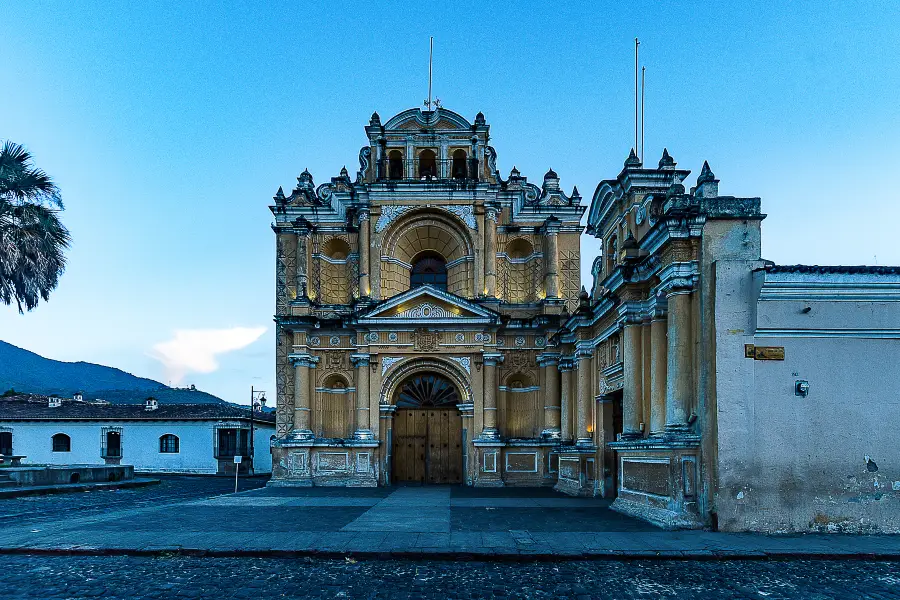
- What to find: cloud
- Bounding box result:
[150,326,267,385]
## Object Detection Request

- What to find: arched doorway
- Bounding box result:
[392,372,463,484]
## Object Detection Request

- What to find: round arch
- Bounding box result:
[380,357,472,407]
[382,209,474,262]
[380,210,475,297]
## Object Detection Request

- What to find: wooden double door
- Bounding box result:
[393,408,463,484]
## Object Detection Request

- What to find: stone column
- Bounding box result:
[543,220,561,298]
[290,354,317,440]
[358,209,371,297]
[295,228,309,299]
[351,354,372,439]
[484,206,498,298]
[650,316,668,435]
[539,354,561,439]
[479,352,503,439]
[575,353,592,445]
[621,323,644,439]
[641,321,652,434]
[559,362,573,441]
[666,288,693,434]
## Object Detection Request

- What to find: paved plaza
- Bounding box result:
[0,477,898,559]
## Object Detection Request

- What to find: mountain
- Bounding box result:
[0,340,226,404]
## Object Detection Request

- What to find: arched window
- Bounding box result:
[418,149,437,179]
[159,434,179,453]
[52,433,71,452]
[451,149,467,179]
[388,150,403,180]
[410,252,447,290]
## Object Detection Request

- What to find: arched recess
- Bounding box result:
[319,237,352,304]
[315,373,353,438]
[501,372,540,439]
[380,210,474,298]
[380,357,472,408]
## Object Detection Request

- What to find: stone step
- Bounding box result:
[0,480,18,488]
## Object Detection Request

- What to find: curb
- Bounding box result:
[0,546,897,562]
[0,478,160,499]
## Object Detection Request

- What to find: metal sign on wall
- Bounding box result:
[744,344,785,361]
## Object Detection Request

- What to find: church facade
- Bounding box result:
[270,107,900,533]
[269,108,584,489]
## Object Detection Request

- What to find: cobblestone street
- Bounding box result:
[1,554,898,599]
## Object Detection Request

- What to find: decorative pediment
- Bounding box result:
[355,286,500,325]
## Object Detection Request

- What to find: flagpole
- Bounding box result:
[634,38,640,155]
[641,66,645,162]
[428,36,434,110]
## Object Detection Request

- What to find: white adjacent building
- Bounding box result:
[0,395,275,475]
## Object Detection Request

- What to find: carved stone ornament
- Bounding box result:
[397,302,452,319]
[413,328,440,352]
[450,356,471,374]
[508,351,531,369]
[381,356,404,375]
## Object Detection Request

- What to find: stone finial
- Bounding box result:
[296,169,315,192]
[510,166,521,178]
[579,286,591,310]
[542,168,560,192]
[340,165,349,177]
[695,161,720,198]
[570,186,581,202]
[658,148,676,169]
[369,111,381,126]
[625,148,641,167]
[273,186,285,202]
[475,111,486,126]
[698,160,716,184]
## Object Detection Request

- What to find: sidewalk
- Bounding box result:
[0,485,897,560]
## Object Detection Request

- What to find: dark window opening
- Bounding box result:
[410,252,447,291]
[388,150,403,180]
[418,149,437,179]
[0,432,11,456]
[104,431,121,458]
[52,433,71,453]
[216,428,249,458]
[452,149,467,179]
[159,434,179,453]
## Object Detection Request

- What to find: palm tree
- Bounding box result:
[0,141,71,313]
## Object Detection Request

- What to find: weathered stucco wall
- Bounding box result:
[715,268,900,532]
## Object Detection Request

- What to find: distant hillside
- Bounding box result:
[0,340,226,404]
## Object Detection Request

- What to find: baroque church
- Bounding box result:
[270,107,900,533]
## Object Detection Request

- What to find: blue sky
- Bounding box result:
[2,1,898,404]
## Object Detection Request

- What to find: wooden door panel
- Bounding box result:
[393,408,462,485]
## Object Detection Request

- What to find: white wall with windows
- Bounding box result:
[0,420,275,474]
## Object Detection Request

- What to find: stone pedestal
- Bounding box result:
[553,445,597,497]
[607,438,704,529]
[473,441,505,487]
